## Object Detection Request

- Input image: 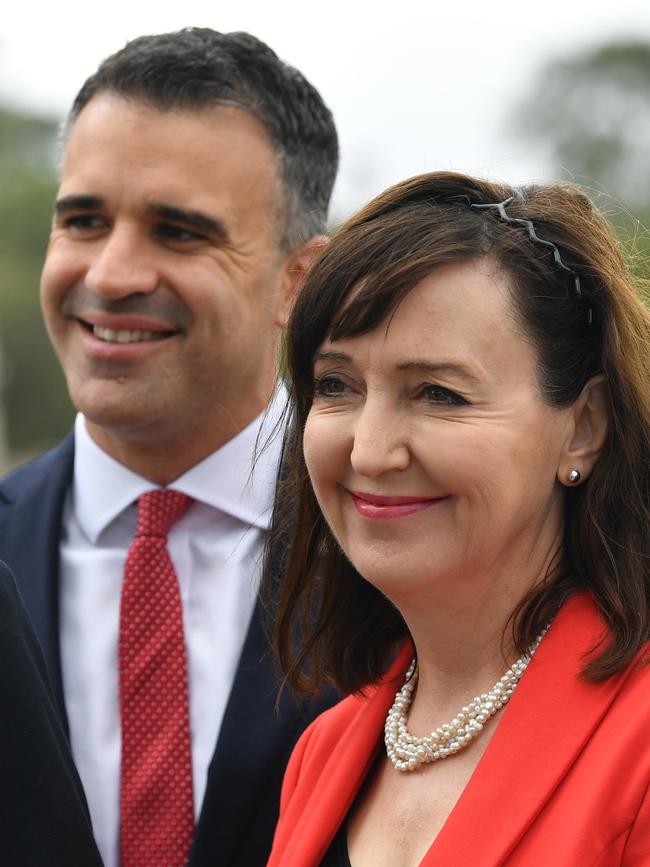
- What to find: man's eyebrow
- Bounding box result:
[397,360,481,383]
[54,195,104,216]
[150,203,229,242]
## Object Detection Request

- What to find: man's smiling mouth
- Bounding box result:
[85,323,175,344]
[93,325,166,343]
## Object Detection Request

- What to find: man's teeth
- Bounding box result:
[93,326,164,344]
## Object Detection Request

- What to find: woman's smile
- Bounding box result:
[349,490,449,520]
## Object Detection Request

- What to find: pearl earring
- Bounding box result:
[568,469,581,484]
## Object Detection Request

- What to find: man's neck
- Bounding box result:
[84,407,268,486]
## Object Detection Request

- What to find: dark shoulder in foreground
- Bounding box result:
[0,559,103,867]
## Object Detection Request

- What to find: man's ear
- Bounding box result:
[274,235,328,329]
[557,375,609,486]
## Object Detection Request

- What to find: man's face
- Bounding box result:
[41,94,294,465]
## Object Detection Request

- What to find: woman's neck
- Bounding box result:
[396,556,558,732]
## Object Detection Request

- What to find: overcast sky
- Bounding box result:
[3,0,650,218]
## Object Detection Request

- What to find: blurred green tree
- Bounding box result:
[0,105,73,465]
[512,40,650,284]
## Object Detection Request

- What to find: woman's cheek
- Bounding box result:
[304,413,347,506]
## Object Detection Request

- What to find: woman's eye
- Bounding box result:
[420,384,467,406]
[313,376,348,398]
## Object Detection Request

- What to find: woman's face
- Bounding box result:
[303,258,576,607]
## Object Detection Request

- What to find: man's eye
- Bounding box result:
[156,224,204,243]
[420,384,467,406]
[62,215,106,232]
[313,376,348,398]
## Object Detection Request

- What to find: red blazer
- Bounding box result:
[268,595,650,866]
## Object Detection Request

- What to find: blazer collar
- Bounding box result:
[275,644,413,865]
[283,594,642,867]
[427,593,639,864]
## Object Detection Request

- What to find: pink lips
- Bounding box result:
[349,490,446,520]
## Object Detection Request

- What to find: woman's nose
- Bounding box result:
[85,226,159,299]
[350,405,410,477]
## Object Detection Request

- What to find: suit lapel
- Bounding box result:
[191,596,338,865]
[0,434,74,724]
[426,594,640,865]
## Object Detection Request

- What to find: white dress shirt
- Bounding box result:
[59,398,284,867]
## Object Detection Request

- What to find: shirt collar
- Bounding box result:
[73,390,288,544]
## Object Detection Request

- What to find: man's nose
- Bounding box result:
[85,226,159,298]
[350,402,410,478]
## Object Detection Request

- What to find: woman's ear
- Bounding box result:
[557,375,609,486]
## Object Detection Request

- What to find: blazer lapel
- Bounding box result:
[426,594,641,865]
[0,434,74,725]
[191,596,338,865]
[277,645,413,866]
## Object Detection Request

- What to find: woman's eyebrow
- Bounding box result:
[314,353,481,383]
[397,360,481,383]
[313,350,351,363]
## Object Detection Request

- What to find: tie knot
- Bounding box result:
[135,490,193,539]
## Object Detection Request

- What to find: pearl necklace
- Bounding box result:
[385,624,550,772]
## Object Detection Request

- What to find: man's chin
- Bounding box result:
[72,388,166,439]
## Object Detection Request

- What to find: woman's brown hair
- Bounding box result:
[264,171,650,696]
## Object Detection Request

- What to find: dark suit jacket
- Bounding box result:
[0,435,338,867]
[269,594,650,866]
[0,558,103,867]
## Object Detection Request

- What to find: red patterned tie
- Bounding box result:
[119,490,194,867]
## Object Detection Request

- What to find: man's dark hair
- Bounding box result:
[68,28,339,250]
